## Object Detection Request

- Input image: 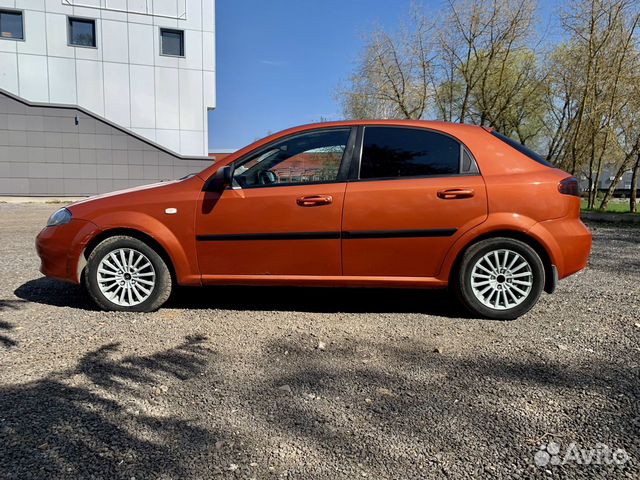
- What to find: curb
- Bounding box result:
[581,211,640,224]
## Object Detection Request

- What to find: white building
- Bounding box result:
[0,0,215,156]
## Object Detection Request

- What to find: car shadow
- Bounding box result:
[14,277,98,311]
[14,277,472,318]
[169,285,471,318]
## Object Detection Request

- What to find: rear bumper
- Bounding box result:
[36,219,99,284]
[529,216,592,280]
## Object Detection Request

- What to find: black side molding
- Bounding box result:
[196,229,457,242]
[196,232,341,242]
[342,229,457,239]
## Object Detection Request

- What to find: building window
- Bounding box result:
[160,28,184,57]
[68,17,96,47]
[0,10,24,40]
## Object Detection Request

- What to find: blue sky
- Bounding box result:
[208,0,560,151]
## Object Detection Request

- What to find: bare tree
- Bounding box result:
[340,0,539,127]
[539,0,640,207]
[598,74,640,210]
[596,7,640,210]
[339,7,435,120]
[435,0,537,125]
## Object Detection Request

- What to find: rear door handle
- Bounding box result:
[296,195,333,207]
[437,188,475,199]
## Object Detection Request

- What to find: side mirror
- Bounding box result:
[204,165,233,192]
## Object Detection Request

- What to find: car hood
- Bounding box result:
[67,180,180,209]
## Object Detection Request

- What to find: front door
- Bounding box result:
[342,126,488,278]
[195,127,355,279]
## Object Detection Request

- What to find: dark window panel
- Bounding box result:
[0,10,24,40]
[69,17,96,47]
[160,29,184,56]
[360,127,461,179]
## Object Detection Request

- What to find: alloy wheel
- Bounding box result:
[96,248,156,307]
[470,248,533,310]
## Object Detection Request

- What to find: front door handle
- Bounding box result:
[437,188,475,199]
[296,195,333,207]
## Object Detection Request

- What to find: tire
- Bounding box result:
[84,235,172,312]
[454,237,545,320]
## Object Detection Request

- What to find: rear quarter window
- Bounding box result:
[491,131,553,167]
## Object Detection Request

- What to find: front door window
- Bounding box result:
[233,129,351,188]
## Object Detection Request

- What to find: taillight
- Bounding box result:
[558,177,580,197]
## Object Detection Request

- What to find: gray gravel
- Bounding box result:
[0,203,638,479]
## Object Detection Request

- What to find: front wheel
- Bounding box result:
[84,236,172,312]
[454,238,545,320]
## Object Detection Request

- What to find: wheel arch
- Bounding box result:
[448,229,556,294]
[80,228,177,283]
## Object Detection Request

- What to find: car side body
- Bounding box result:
[36,120,592,318]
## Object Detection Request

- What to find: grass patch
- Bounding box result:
[581,198,638,214]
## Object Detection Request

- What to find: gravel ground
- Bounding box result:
[0,203,638,479]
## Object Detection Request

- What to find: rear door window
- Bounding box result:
[359,127,460,179]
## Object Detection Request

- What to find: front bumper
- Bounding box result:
[36,218,99,284]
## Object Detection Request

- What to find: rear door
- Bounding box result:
[342,126,487,278]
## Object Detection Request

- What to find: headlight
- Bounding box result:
[46,208,72,227]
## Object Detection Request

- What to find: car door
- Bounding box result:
[342,126,488,278]
[195,127,356,279]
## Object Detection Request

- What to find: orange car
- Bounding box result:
[36,120,591,319]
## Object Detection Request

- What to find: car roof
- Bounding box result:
[259,120,485,148]
[291,119,484,132]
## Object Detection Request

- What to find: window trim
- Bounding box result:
[224,127,358,190]
[461,145,480,175]
[350,125,481,182]
[159,27,185,58]
[67,16,97,49]
[0,8,25,42]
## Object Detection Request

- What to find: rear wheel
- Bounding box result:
[455,237,545,320]
[84,236,172,312]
